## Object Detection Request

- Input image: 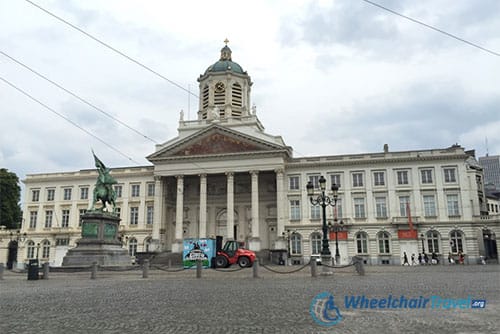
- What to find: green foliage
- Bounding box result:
[0,168,22,229]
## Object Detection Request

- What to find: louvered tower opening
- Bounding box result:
[232,83,242,117]
[201,85,209,119]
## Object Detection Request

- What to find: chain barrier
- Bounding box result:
[101,266,141,272]
[260,261,311,274]
[321,261,355,269]
[211,266,247,273]
[150,264,186,272]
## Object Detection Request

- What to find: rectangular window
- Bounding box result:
[131,184,140,197]
[310,205,321,220]
[47,189,55,201]
[397,170,409,185]
[330,174,341,188]
[447,194,460,216]
[289,176,300,190]
[114,185,123,198]
[29,211,37,229]
[147,183,155,197]
[79,209,86,226]
[80,187,89,200]
[399,196,410,216]
[334,199,343,220]
[352,173,363,187]
[45,210,53,228]
[375,197,387,218]
[61,209,70,228]
[130,207,139,225]
[444,168,457,183]
[63,188,72,201]
[421,169,433,184]
[290,200,301,220]
[308,175,320,189]
[147,206,154,225]
[32,189,40,202]
[354,198,366,218]
[56,238,70,246]
[373,172,385,186]
[290,235,301,255]
[423,195,437,217]
[115,207,121,218]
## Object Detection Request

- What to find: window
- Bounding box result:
[375,197,387,218]
[56,238,69,246]
[289,176,300,190]
[290,233,302,255]
[32,189,40,202]
[333,199,343,220]
[356,232,368,254]
[397,170,409,185]
[47,189,55,201]
[145,238,153,252]
[373,172,385,186]
[421,169,433,184]
[79,209,86,226]
[399,196,410,217]
[128,238,138,256]
[114,185,123,198]
[308,175,320,189]
[447,194,460,216]
[61,209,70,228]
[330,174,341,188]
[131,184,140,197]
[27,241,35,259]
[290,200,301,220]
[45,210,53,228]
[354,198,366,218]
[378,231,390,254]
[450,230,464,253]
[63,188,72,200]
[130,207,139,225]
[423,195,437,217]
[232,82,242,109]
[147,206,154,225]
[352,173,363,187]
[42,240,50,258]
[311,233,321,255]
[80,187,89,200]
[147,183,155,197]
[115,207,121,218]
[427,231,440,253]
[29,211,37,229]
[444,168,457,183]
[310,205,321,220]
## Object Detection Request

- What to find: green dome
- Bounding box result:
[204,42,245,75]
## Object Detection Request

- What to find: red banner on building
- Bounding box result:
[398,229,418,239]
[329,231,348,240]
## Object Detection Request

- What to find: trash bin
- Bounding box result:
[27,259,39,280]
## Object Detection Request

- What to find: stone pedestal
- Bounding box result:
[62,212,131,266]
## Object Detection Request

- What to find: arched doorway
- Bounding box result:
[7,240,18,269]
[483,230,498,263]
[216,209,239,240]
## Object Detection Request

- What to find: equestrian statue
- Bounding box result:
[90,151,117,213]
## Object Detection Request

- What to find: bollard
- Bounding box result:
[310,258,318,278]
[252,258,260,278]
[142,259,149,279]
[353,256,365,276]
[91,262,98,280]
[0,263,4,280]
[196,259,202,279]
[43,262,50,280]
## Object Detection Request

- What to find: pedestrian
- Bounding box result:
[458,252,464,264]
[402,252,409,266]
[418,253,422,265]
[431,252,439,265]
[411,253,417,266]
[448,253,454,264]
[423,252,429,265]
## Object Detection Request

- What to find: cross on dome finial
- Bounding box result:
[224,38,229,45]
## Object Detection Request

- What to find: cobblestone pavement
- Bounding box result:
[0,264,499,334]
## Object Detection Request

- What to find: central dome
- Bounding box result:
[204,44,245,74]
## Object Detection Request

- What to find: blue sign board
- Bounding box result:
[183,238,216,268]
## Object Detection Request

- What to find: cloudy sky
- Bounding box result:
[1,0,500,196]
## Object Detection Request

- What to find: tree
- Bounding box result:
[0,168,22,229]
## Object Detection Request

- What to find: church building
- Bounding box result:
[2,43,499,268]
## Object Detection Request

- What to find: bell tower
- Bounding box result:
[197,40,253,120]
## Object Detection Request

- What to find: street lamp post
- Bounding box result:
[329,219,344,265]
[307,176,339,275]
[420,233,425,253]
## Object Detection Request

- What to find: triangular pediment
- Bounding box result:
[147,125,290,161]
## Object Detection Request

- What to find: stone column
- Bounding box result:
[199,174,207,238]
[226,172,235,240]
[152,176,164,251]
[172,175,184,253]
[274,169,286,250]
[249,171,261,251]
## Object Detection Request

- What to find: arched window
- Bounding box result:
[290,233,302,255]
[377,231,390,254]
[356,232,369,254]
[450,230,464,253]
[426,230,440,253]
[144,238,152,252]
[310,233,321,255]
[26,241,35,259]
[41,240,50,259]
[128,238,138,256]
